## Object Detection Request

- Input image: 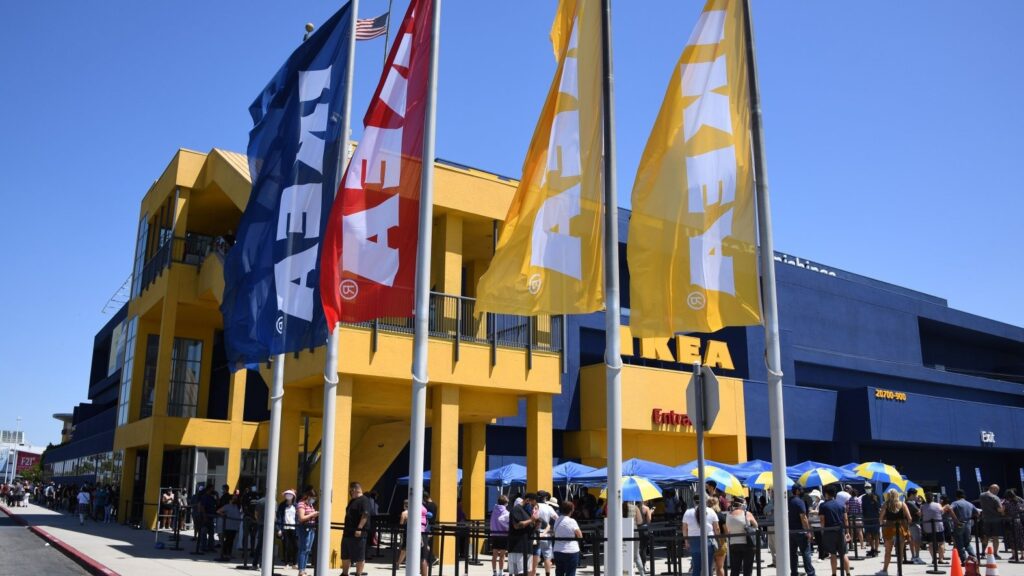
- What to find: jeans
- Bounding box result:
[729,543,754,576]
[789,533,815,576]
[297,524,316,572]
[554,551,580,576]
[688,537,716,576]
[954,523,976,560]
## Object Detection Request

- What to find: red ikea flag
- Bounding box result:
[320,0,432,325]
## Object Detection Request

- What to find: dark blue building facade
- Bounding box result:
[487,210,1024,500]
[43,305,127,486]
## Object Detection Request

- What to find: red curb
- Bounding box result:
[1,504,122,576]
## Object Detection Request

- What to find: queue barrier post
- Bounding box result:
[754,527,762,576]
[926,518,945,574]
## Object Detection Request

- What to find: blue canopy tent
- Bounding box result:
[553,461,597,484]
[671,459,748,484]
[576,458,678,486]
[731,459,773,475]
[486,463,528,486]
[786,460,859,482]
[398,469,463,484]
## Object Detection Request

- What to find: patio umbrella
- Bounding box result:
[798,468,842,488]
[600,476,663,502]
[854,462,904,486]
[692,465,746,497]
[744,471,794,490]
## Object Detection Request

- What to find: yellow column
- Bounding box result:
[442,214,463,295]
[119,447,137,523]
[430,384,460,564]
[278,407,301,496]
[462,422,487,521]
[527,394,553,492]
[329,376,354,569]
[225,369,247,492]
[143,432,165,529]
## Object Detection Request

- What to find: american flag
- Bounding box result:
[356,13,389,40]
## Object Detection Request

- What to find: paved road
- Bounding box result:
[0,514,89,576]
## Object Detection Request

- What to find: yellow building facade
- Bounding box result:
[112,147,749,567]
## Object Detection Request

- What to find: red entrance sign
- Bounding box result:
[652,409,692,427]
[16,451,41,473]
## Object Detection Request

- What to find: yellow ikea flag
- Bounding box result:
[627,0,762,338]
[475,0,603,315]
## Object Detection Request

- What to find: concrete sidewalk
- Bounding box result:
[3,502,1021,576]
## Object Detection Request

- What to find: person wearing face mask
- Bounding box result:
[296,486,320,576]
[277,489,299,568]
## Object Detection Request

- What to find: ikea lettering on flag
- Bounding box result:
[221,4,354,365]
[321,0,433,325]
[627,0,761,338]
[475,0,604,316]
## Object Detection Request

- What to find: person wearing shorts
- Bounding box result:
[819,485,850,576]
[490,495,510,576]
[341,483,373,576]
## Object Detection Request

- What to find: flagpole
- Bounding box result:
[406,1,441,576]
[741,1,790,573]
[382,0,394,68]
[599,1,623,575]
[261,354,285,576]
[316,0,358,572]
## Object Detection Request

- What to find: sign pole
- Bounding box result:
[406,2,441,576]
[599,1,624,575]
[693,362,711,576]
[741,1,790,573]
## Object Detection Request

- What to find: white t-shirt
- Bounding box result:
[835,491,851,508]
[537,502,558,535]
[283,504,297,528]
[682,507,717,536]
[552,516,580,554]
[77,491,91,505]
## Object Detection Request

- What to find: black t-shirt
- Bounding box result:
[507,504,534,555]
[344,495,374,537]
[819,499,845,530]
[906,499,921,522]
[789,496,808,529]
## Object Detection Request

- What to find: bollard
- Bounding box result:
[755,530,762,576]
[926,518,945,574]
[593,529,603,576]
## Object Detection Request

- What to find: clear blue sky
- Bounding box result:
[2,1,1021,447]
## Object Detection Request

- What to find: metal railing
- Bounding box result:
[351,292,563,358]
[138,235,215,292]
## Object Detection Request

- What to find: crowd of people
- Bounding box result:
[8,473,1024,576]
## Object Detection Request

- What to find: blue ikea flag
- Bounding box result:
[222,4,352,366]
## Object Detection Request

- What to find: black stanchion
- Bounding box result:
[848,513,863,561]
[895,526,904,576]
[168,502,183,551]
[592,529,603,576]
[925,518,946,574]
[755,530,762,576]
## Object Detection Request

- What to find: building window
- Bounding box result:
[130,216,149,298]
[168,338,203,418]
[138,335,160,419]
[116,317,139,426]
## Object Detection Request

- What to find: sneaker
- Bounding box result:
[994,553,1003,560]
[912,558,927,565]
[874,571,888,576]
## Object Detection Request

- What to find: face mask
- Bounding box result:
[310,497,317,505]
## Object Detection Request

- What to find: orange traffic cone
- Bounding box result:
[985,546,999,576]
[951,548,963,576]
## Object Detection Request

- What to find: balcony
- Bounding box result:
[137,235,216,293]
[350,292,563,359]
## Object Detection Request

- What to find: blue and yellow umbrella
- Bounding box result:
[743,471,794,490]
[798,467,842,488]
[854,462,904,486]
[600,476,663,502]
[693,465,746,497]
